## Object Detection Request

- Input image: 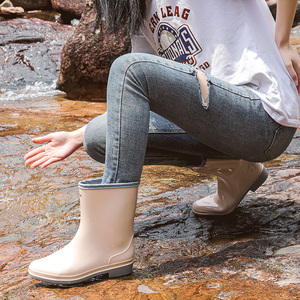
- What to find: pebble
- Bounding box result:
[137,284,156,294]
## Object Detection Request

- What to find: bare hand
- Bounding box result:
[24,131,82,169]
[277,43,300,93]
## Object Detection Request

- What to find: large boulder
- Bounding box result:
[51,0,86,18]
[57,0,131,100]
[10,0,51,10]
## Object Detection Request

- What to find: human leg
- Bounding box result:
[102,53,295,184]
[28,53,296,283]
[191,159,269,215]
[83,112,232,167]
[101,53,295,217]
[29,59,236,284]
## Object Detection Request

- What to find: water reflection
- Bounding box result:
[0,87,207,296]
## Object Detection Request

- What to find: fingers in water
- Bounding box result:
[25,151,47,167]
[29,156,50,169]
[24,145,46,161]
[41,157,60,169]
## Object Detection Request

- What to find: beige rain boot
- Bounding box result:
[28,178,139,285]
[192,159,268,216]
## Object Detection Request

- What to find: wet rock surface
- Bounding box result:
[0,93,299,298]
[0,16,74,90]
[51,0,86,18]
[9,0,51,10]
[56,0,131,100]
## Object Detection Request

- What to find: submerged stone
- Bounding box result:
[275,245,300,255]
[137,284,156,294]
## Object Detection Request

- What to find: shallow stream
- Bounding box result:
[0,16,299,300]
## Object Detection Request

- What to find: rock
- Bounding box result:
[0,17,74,90]
[274,245,300,255]
[0,6,24,16]
[10,0,51,10]
[0,244,23,271]
[137,285,156,294]
[51,0,86,18]
[56,0,131,100]
[134,161,300,247]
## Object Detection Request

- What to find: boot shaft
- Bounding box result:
[78,179,139,245]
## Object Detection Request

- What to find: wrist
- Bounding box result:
[70,125,87,147]
[275,38,291,50]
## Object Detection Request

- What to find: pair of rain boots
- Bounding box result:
[28,159,268,285]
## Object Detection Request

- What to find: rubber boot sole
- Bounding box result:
[29,263,133,286]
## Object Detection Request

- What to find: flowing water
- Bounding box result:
[0,84,100,294]
[0,82,208,298]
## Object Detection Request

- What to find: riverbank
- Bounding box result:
[1,93,299,299]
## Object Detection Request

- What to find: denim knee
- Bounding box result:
[83,114,107,163]
[108,53,153,91]
[110,53,150,72]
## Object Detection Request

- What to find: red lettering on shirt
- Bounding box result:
[149,24,155,33]
[153,11,160,23]
[166,6,173,17]
[150,6,191,32]
[150,17,157,28]
[174,6,180,17]
[182,8,190,20]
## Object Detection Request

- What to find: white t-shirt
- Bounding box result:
[131,0,300,128]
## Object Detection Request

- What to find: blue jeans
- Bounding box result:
[84,53,296,183]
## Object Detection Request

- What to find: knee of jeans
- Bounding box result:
[83,115,106,163]
[110,53,138,75]
[109,53,149,87]
[111,53,151,69]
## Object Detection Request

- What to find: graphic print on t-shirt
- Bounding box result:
[140,0,299,127]
[147,5,205,67]
[156,22,202,66]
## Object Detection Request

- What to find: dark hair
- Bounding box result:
[95,0,146,36]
